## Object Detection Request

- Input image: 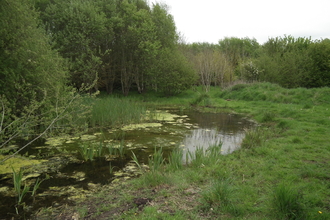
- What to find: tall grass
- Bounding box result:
[167,147,183,171]
[148,147,165,173]
[219,82,330,105]
[200,178,238,215]
[87,96,147,127]
[241,127,264,149]
[273,183,306,219]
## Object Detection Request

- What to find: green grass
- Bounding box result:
[273,183,306,220]
[43,83,330,219]
[87,95,147,128]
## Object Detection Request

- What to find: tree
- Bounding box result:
[41,0,109,89]
[257,36,313,88]
[154,48,197,96]
[0,0,68,115]
[0,0,90,154]
[305,39,330,87]
[218,37,260,68]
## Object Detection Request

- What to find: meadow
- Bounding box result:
[37,83,330,219]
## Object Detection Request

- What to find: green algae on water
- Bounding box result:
[0,155,46,175]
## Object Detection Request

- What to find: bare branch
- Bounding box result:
[0,93,80,164]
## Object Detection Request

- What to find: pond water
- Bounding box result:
[0,109,255,219]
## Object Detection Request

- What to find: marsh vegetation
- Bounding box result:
[1,0,330,219]
[1,83,328,219]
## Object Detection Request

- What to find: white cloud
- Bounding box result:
[149,0,330,44]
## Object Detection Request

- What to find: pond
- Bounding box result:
[0,108,255,219]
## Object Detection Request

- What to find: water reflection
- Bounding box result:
[175,111,253,161]
[181,128,245,162]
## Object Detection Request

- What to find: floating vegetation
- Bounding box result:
[121,123,162,131]
[0,155,46,175]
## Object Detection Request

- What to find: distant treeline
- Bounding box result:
[185,36,330,90]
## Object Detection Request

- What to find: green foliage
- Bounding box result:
[200,178,236,214]
[79,143,97,161]
[241,127,264,149]
[0,0,94,155]
[154,48,197,96]
[89,95,146,127]
[256,35,317,88]
[79,142,104,161]
[167,147,183,171]
[218,37,260,67]
[273,183,306,219]
[12,168,30,207]
[148,147,165,173]
[36,0,194,96]
[305,39,330,88]
[0,0,68,112]
[131,151,143,171]
[41,0,108,88]
[190,92,210,106]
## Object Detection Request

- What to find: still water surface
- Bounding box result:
[0,109,255,218]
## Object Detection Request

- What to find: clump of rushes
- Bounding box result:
[148,147,165,172]
[241,127,263,149]
[273,183,306,220]
[167,147,183,171]
[200,178,239,215]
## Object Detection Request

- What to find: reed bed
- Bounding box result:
[87,96,147,128]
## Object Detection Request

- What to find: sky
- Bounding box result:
[148,0,330,44]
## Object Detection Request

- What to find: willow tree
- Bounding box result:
[194,50,233,92]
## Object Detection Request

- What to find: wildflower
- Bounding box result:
[318,211,322,214]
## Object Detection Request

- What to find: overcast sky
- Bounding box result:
[148,0,330,44]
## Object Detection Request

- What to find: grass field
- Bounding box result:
[41,83,330,219]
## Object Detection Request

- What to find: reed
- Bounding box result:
[117,141,125,158]
[31,177,47,203]
[89,96,147,127]
[12,168,30,214]
[109,163,114,175]
[148,147,165,172]
[131,151,142,171]
[79,143,95,161]
[107,144,116,156]
[187,146,205,167]
[167,147,183,171]
[95,142,104,157]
